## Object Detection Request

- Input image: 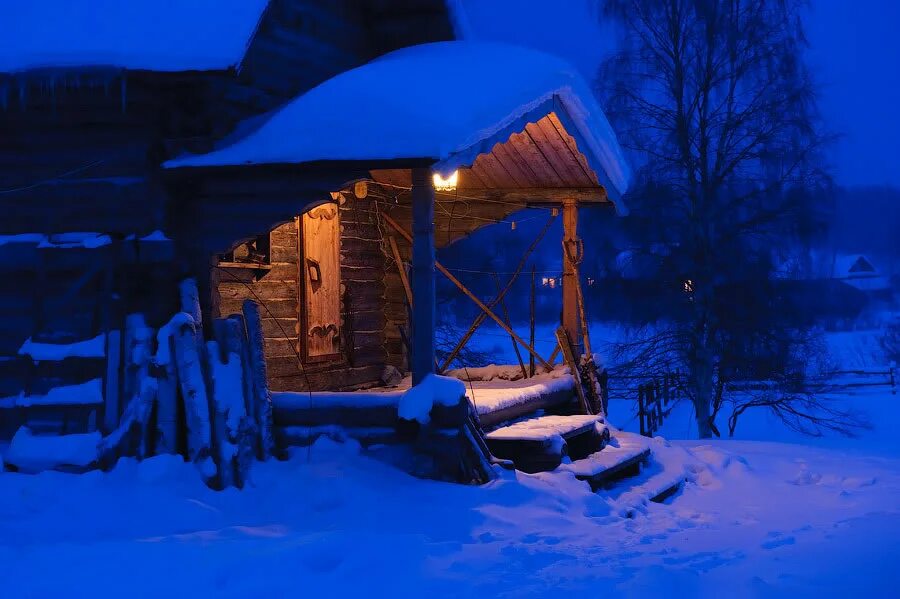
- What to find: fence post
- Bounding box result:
[638,384,646,436]
[655,379,664,425]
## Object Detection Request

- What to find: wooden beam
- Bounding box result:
[436,187,608,204]
[438,213,555,372]
[410,168,435,385]
[388,235,413,308]
[381,211,552,371]
[562,199,581,355]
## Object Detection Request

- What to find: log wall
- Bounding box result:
[216,197,389,393]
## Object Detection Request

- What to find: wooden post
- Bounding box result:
[103,329,121,433]
[529,266,536,377]
[410,168,436,386]
[561,199,581,355]
[638,385,646,436]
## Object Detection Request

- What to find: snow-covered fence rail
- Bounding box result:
[823,366,896,395]
[4,280,275,488]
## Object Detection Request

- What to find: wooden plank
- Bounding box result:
[470,151,519,188]
[555,326,590,414]
[529,118,595,186]
[546,112,599,185]
[491,141,539,187]
[102,329,121,433]
[507,131,566,186]
[301,203,342,359]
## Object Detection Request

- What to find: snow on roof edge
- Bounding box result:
[164,42,631,209]
[0,1,271,74]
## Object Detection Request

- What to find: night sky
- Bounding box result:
[465,0,900,187]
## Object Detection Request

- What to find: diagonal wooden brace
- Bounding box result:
[380,211,552,371]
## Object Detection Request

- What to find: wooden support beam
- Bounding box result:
[410,168,435,385]
[388,235,413,308]
[438,213,555,372]
[381,211,552,371]
[562,199,582,355]
[435,187,609,205]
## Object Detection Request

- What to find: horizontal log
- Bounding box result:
[219,280,295,302]
[220,298,296,320]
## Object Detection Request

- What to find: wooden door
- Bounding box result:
[301,203,342,361]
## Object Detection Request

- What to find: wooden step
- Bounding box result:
[485,414,608,473]
[558,432,652,490]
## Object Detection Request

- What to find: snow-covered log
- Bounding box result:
[217,316,257,485]
[207,340,242,488]
[97,375,157,466]
[171,313,214,478]
[98,315,157,464]
[242,300,275,458]
[179,277,204,347]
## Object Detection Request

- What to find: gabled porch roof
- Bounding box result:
[165,41,631,213]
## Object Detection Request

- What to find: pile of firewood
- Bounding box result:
[98,279,274,488]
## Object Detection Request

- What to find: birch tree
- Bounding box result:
[597,0,832,437]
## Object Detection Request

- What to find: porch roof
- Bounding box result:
[165,41,631,211]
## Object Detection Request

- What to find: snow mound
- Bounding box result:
[5,427,100,474]
[398,373,466,425]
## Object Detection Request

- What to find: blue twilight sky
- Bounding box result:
[464,0,900,187]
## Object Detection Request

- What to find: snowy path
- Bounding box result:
[1,436,898,596]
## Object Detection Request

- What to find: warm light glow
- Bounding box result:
[432,170,459,191]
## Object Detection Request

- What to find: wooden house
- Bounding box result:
[0,0,461,438]
[0,2,683,499]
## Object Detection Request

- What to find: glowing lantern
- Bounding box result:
[432,170,459,191]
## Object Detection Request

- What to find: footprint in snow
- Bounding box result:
[761,533,796,550]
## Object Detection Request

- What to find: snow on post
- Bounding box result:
[398,373,467,425]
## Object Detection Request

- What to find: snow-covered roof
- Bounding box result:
[834,254,879,279]
[165,41,631,204]
[0,0,270,73]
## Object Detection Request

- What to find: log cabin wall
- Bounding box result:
[215,196,389,392]
[0,0,457,437]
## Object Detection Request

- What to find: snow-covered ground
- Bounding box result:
[1,327,898,597]
[1,418,898,596]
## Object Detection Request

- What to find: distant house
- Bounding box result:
[832,254,891,292]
